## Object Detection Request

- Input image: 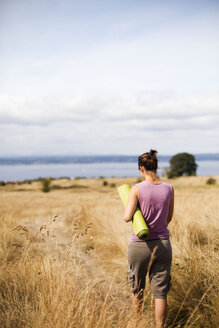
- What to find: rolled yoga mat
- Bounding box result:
[117,184,150,240]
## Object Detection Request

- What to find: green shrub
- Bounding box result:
[23,179,32,184]
[41,178,51,192]
[166,170,177,179]
[206,177,216,185]
[110,183,116,188]
[162,167,177,179]
[103,181,108,186]
[52,184,88,190]
[136,177,143,183]
[0,181,6,186]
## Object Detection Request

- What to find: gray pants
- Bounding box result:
[127,239,172,298]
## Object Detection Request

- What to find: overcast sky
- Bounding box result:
[0,0,219,156]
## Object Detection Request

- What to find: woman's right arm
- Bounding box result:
[167,187,174,224]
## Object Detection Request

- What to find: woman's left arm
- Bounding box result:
[124,185,139,222]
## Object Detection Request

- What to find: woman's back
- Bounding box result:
[131,181,173,241]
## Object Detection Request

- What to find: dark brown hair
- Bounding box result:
[138,149,158,172]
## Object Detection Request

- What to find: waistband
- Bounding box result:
[128,238,170,247]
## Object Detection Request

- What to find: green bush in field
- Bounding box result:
[103,181,108,186]
[206,177,216,185]
[110,183,116,188]
[41,178,51,192]
[23,179,32,184]
[165,169,177,179]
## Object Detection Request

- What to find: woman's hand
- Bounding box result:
[124,185,139,222]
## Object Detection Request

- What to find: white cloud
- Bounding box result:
[0,90,218,155]
[0,91,218,128]
[0,94,101,125]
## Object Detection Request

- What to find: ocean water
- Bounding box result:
[0,160,218,182]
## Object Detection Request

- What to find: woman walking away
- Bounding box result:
[124,149,174,328]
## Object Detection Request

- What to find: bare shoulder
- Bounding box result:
[130,184,139,197]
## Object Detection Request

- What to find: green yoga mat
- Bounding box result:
[117,184,150,240]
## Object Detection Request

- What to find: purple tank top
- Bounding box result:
[131,181,173,241]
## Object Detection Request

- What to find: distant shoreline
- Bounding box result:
[0,159,219,182]
[0,153,219,165]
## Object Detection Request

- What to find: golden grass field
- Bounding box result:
[0,176,218,328]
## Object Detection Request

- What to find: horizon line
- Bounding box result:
[0,152,219,158]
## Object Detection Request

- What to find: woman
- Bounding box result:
[124,149,174,328]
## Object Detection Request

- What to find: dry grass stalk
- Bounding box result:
[0,176,218,327]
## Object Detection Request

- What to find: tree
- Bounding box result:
[41,177,51,192]
[168,152,198,178]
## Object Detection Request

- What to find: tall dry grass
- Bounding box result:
[0,176,218,327]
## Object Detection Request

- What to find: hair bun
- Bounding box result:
[138,149,158,172]
[149,149,158,157]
